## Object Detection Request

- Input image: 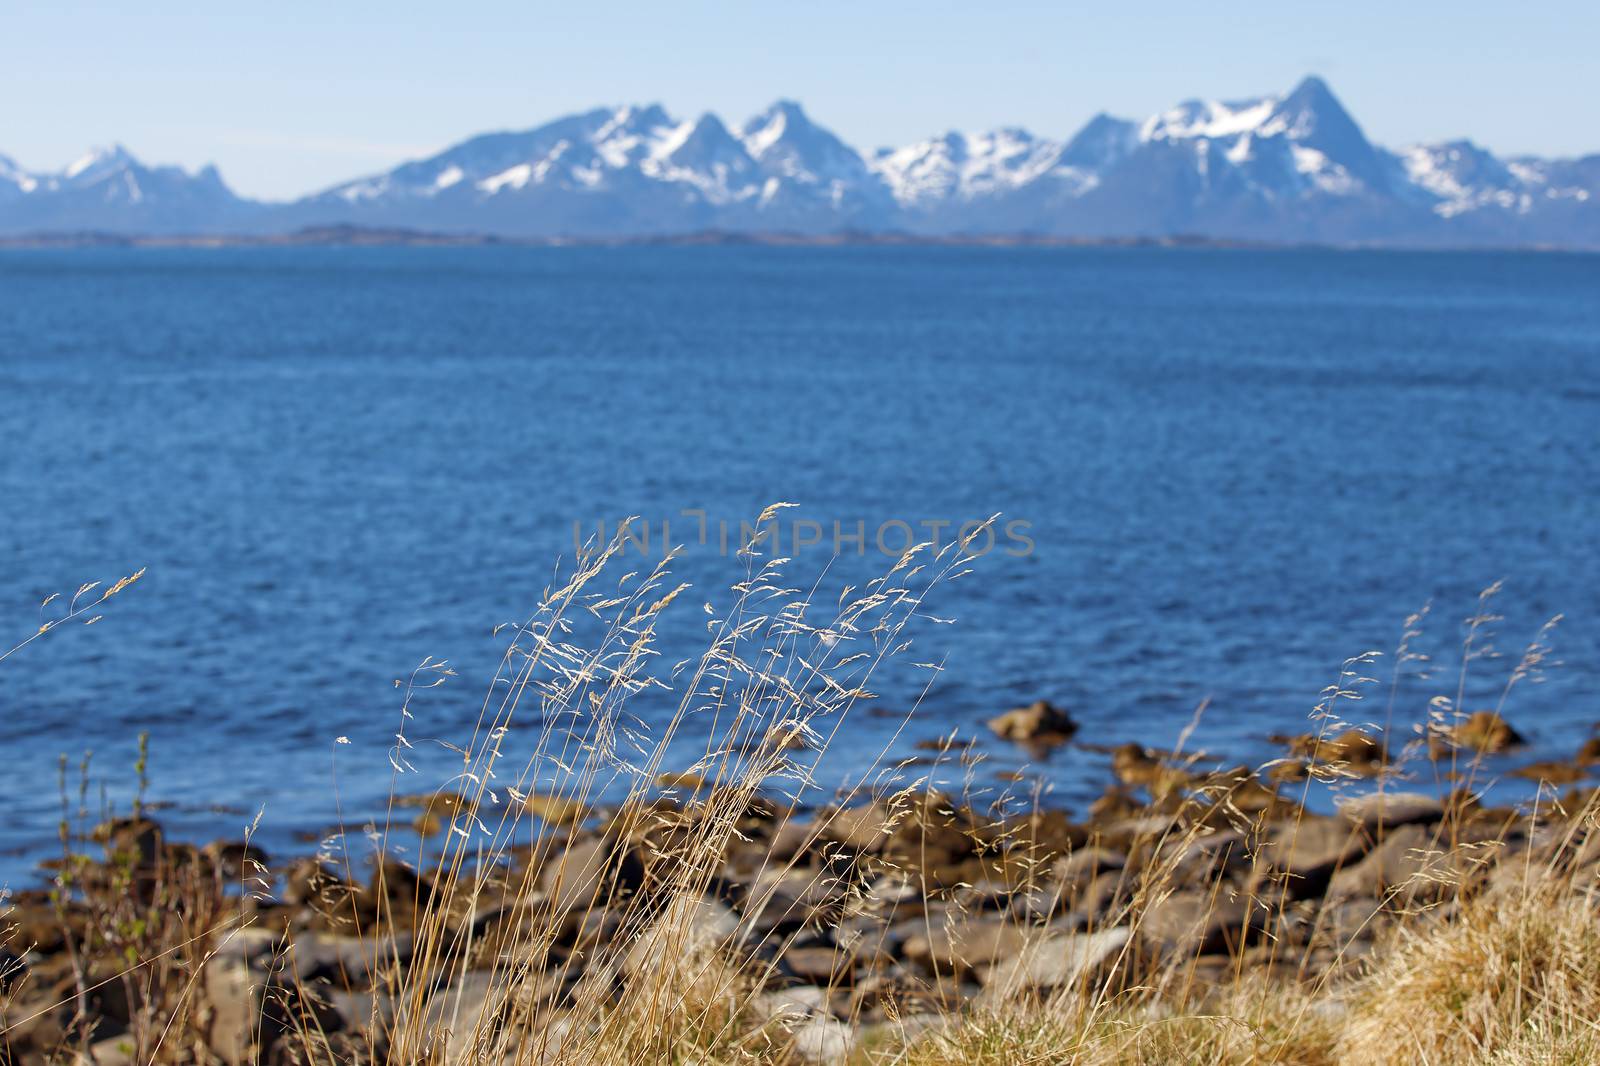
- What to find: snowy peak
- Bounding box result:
[0,144,250,233]
[1140,95,1278,142]
[1060,114,1138,170]
[1266,75,1387,187]
[1129,76,1387,197]
[739,100,873,188]
[0,152,40,198]
[1,76,1595,246]
[63,144,139,183]
[592,103,679,167]
[665,113,748,168]
[872,127,1068,208]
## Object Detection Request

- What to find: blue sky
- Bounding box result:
[5,1,1596,200]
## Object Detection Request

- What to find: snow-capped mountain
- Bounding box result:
[1,78,1595,246]
[277,99,888,236]
[870,76,1595,244]
[0,145,256,233]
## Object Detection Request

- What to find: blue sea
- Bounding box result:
[2,245,1598,880]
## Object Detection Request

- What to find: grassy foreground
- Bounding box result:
[3,530,1597,1065]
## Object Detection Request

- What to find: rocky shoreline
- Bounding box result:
[3,705,1595,1065]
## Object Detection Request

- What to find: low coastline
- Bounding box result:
[5,704,1596,1065]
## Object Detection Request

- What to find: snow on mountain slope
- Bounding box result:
[2,77,1595,245]
[296,101,884,233]
[0,145,254,234]
[870,128,1076,209]
[739,101,872,193]
[0,153,39,200]
[1127,76,1389,203]
[1399,140,1527,216]
[655,113,763,203]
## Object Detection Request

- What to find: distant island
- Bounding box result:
[0,226,1306,250]
[3,76,1597,249]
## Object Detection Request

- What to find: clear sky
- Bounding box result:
[5,1,1596,200]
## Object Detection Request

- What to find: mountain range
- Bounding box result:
[3,77,1597,248]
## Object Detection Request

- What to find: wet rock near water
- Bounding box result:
[986,699,1078,748]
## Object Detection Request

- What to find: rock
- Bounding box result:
[656,772,713,790]
[622,896,739,976]
[279,857,347,907]
[785,946,856,984]
[790,1014,855,1064]
[977,927,1131,997]
[1337,791,1444,832]
[202,958,260,1066]
[1510,760,1586,785]
[900,917,1034,973]
[1288,729,1387,773]
[817,801,894,852]
[417,970,503,1064]
[1139,890,1262,956]
[1160,829,1252,886]
[523,792,589,826]
[200,839,270,878]
[76,1035,137,1066]
[1201,768,1286,814]
[1325,822,1482,905]
[1444,711,1524,754]
[1249,815,1367,900]
[753,984,832,1023]
[1110,745,1193,796]
[986,700,1077,748]
[536,837,644,917]
[742,870,851,936]
[90,817,162,866]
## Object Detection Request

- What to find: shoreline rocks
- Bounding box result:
[8,706,1590,1066]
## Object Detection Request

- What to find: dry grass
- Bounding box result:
[1342,884,1600,1065]
[3,546,1598,1066]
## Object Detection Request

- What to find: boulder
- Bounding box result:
[523,792,589,826]
[200,839,270,879]
[784,946,855,984]
[817,801,894,853]
[622,896,739,976]
[1337,791,1444,832]
[1510,760,1585,785]
[1326,823,1461,903]
[1110,745,1193,796]
[1443,711,1524,754]
[537,836,644,918]
[1289,729,1387,773]
[986,700,1077,748]
[1138,890,1263,956]
[899,917,1035,973]
[753,984,832,1023]
[90,817,162,867]
[977,927,1132,998]
[790,1014,855,1065]
[1249,815,1367,900]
